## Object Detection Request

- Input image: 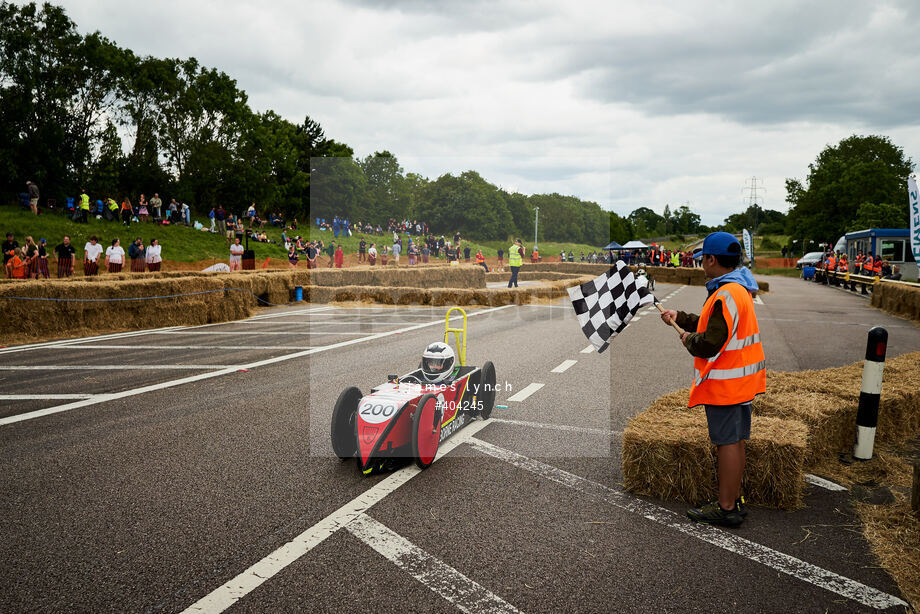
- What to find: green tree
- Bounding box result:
[848,202,907,230]
[785,134,914,242]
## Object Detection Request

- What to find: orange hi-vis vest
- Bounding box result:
[9,256,27,279]
[688,282,766,408]
[864,255,873,272]
[839,259,848,272]
[826,255,836,270]
[475,253,485,264]
[873,259,883,275]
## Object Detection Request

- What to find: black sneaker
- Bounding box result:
[736,496,748,518]
[687,501,744,527]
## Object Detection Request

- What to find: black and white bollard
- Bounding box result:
[854,326,888,461]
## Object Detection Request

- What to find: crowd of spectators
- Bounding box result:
[819,250,902,280]
[3,231,163,279]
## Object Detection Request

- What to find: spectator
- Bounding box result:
[381,244,389,266]
[35,238,49,279]
[54,235,75,277]
[137,194,149,222]
[26,180,39,215]
[392,238,401,265]
[368,243,377,266]
[497,247,504,271]
[77,189,90,223]
[3,232,19,277]
[408,241,417,265]
[128,237,146,273]
[181,202,190,226]
[306,241,318,269]
[145,238,161,272]
[421,242,429,264]
[5,247,27,279]
[149,193,163,221]
[225,213,236,244]
[229,237,244,271]
[216,205,226,235]
[168,198,178,223]
[104,197,119,221]
[121,197,134,226]
[83,235,103,276]
[21,236,36,277]
[884,265,902,281]
[334,244,344,268]
[247,203,257,228]
[561,250,567,262]
[358,237,367,263]
[209,207,216,231]
[105,238,125,273]
[475,249,488,272]
[288,244,299,268]
[463,244,471,263]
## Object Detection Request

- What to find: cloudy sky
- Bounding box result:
[61,0,920,225]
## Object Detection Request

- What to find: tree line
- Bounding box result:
[4,2,829,248]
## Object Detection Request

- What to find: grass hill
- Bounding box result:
[0,203,608,265]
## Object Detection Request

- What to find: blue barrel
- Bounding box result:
[802,266,815,280]
[294,286,303,302]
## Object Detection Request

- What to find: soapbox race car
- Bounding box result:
[330,308,496,474]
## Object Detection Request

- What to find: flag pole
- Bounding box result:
[654,302,686,335]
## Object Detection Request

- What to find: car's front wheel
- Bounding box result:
[331,387,362,460]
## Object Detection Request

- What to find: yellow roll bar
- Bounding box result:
[444,307,467,366]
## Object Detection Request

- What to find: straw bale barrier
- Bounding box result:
[871,281,920,321]
[623,406,807,509]
[622,351,920,509]
[484,271,586,282]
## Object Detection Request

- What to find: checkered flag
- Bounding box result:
[568,260,657,353]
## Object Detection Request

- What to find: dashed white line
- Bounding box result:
[805,474,847,492]
[180,418,493,614]
[346,514,520,614]
[0,305,514,427]
[551,359,577,373]
[506,383,544,403]
[53,345,313,351]
[467,437,906,611]
[753,295,765,305]
[580,344,595,354]
[166,331,368,336]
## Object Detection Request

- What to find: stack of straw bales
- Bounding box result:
[871,281,920,322]
[622,351,920,509]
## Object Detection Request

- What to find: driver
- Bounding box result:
[420,342,456,384]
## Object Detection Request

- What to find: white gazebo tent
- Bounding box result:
[621,240,649,249]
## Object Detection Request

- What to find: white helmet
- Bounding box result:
[420,342,456,383]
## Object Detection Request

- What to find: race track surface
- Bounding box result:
[1,275,917,613]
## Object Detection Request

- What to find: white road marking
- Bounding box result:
[467,438,907,611]
[53,345,313,351]
[166,331,369,336]
[632,316,641,322]
[491,418,617,436]
[0,394,95,400]
[805,474,848,492]
[753,295,765,305]
[247,306,333,319]
[0,365,231,370]
[0,305,514,427]
[346,513,520,614]
[0,326,185,355]
[551,359,577,373]
[580,344,595,354]
[180,419,493,614]
[506,383,544,403]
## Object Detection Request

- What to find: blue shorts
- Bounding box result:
[704,403,751,446]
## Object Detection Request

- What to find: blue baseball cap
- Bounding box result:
[701,232,742,256]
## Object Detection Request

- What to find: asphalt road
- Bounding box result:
[1,275,918,613]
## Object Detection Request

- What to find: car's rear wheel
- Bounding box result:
[412,393,441,469]
[331,387,362,460]
[479,361,496,419]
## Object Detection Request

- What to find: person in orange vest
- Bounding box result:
[5,247,28,279]
[873,255,883,277]
[474,249,488,272]
[838,254,848,272]
[825,252,836,271]
[863,253,873,276]
[659,232,764,527]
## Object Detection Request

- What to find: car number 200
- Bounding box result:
[359,401,397,424]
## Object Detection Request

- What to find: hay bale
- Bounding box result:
[622,407,807,509]
[872,282,920,321]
